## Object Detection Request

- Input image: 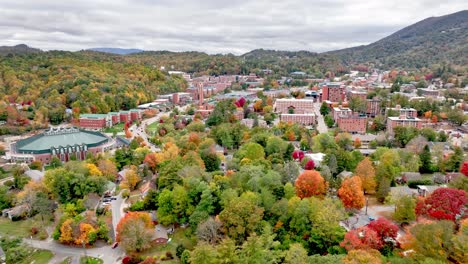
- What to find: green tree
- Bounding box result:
[320,102,330,116]
[0,186,12,210]
[157,189,176,225]
[393,195,416,222]
[419,145,433,173]
[219,192,264,243]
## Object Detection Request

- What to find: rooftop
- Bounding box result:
[16,128,108,154]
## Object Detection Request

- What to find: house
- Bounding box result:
[1,204,28,220]
[304,153,326,167]
[400,172,422,183]
[24,169,44,181]
[390,186,417,199]
[117,168,131,182]
[340,213,371,231]
[417,185,445,197]
[153,224,169,244]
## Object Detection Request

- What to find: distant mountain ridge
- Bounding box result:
[327,10,468,68]
[0,44,42,55]
[87,47,144,55]
[0,10,466,70]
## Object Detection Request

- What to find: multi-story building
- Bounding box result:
[348,91,367,101]
[321,82,345,103]
[79,114,111,129]
[386,105,418,118]
[332,106,352,121]
[79,109,143,129]
[366,99,381,117]
[280,114,316,126]
[387,115,423,134]
[337,114,367,134]
[274,98,314,114]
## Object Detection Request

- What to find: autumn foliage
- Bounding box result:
[338,176,365,210]
[354,158,376,194]
[295,170,327,198]
[304,160,315,170]
[460,161,468,176]
[367,217,399,241]
[340,226,383,251]
[415,188,467,221]
[292,150,304,161]
[116,212,155,253]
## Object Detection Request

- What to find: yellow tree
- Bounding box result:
[343,249,382,264]
[120,167,141,191]
[98,159,118,180]
[59,219,74,244]
[338,176,365,210]
[354,157,376,194]
[86,163,103,177]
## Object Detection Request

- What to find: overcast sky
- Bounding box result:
[0,0,466,54]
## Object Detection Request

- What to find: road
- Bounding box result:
[111,193,125,239]
[24,238,124,264]
[314,102,328,134]
[130,111,167,152]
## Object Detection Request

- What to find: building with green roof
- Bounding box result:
[10,127,113,164]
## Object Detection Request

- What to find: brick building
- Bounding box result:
[321,82,345,103]
[79,114,111,129]
[332,107,352,121]
[280,113,316,125]
[386,105,417,118]
[366,99,381,117]
[337,114,367,134]
[274,99,314,114]
[387,116,423,134]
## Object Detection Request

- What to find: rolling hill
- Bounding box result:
[327,10,468,68]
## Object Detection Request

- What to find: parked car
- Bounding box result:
[110,197,117,201]
[112,242,119,249]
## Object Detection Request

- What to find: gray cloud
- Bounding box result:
[0,0,466,54]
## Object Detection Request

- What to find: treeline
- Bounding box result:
[0,51,187,126]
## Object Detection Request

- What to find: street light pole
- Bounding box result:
[365,196,369,215]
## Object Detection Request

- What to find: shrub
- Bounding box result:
[408,179,433,188]
[128,200,145,211]
[30,227,39,235]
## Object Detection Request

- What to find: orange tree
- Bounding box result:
[295,170,327,199]
[338,176,365,210]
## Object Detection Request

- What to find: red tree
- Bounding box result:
[235,97,246,108]
[292,150,304,161]
[295,170,327,199]
[367,217,399,240]
[340,227,383,251]
[415,188,467,221]
[460,161,468,177]
[304,160,315,170]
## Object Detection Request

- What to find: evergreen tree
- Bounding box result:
[419,145,433,173]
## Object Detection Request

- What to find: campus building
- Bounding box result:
[9,127,114,164]
[280,113,316,125]
[274,98,315,114]
[321,82,345,103]
[337,114,368,134]
[79,109,143,129]
[387,116,423,134]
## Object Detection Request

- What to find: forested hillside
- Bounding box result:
[0,51,187,127]
[328,10,468,69]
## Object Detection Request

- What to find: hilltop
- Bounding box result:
[327,10,468,68]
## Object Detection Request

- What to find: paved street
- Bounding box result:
[24,238,124,264]
[111,193,125,239]
[314,102,328,134]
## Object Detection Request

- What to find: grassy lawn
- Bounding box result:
[0,218,35,237]
[146,122,159,136]
[19,249,54,264]
[0,217,52,238]
[139,228,196,262]
[80,256,104,264]
[103,123,125,134]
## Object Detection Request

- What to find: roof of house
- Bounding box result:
[24,170,44,181]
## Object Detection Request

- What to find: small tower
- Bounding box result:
[198,83,204,107]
